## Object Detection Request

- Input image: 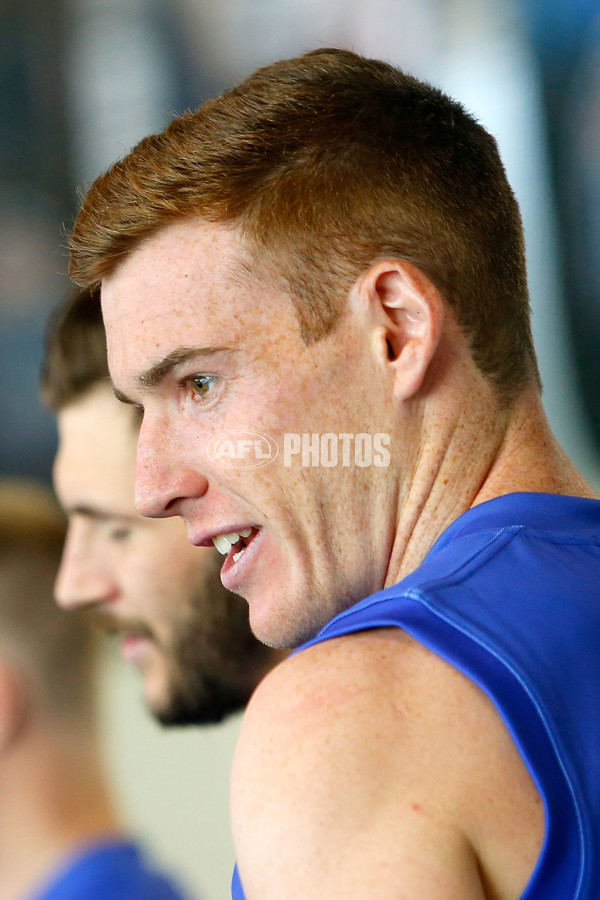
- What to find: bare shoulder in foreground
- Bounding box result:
[232,629,544,900]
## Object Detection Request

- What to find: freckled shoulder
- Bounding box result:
[231,628,544,899]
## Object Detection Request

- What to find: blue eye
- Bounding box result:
[189,374,218,398]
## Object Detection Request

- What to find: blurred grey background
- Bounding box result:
[1,1,599,898]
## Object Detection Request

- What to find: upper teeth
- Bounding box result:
[212,528,252,555]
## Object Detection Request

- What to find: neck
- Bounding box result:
[386,386,597,587]
[0,722,121,900]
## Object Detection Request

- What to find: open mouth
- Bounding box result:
[212,526,259,564]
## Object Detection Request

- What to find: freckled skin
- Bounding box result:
[103,223,398,647]
[102,221,593,651]
[101,218,596,899]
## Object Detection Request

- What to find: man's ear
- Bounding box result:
[363,261,445,399]
[0,659,26,755]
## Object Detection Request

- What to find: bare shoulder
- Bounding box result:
[231,628,544,900]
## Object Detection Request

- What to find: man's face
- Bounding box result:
[54,382,275,724]
[102,221,396,648]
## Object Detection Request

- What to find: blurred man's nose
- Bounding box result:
[54,521,118,610]
[134,415,209,518]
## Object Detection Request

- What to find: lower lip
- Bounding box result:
[121,635,151,665]
[220,527,264,592]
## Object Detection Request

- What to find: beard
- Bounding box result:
[155,580,265,726]
[95,555,274,726]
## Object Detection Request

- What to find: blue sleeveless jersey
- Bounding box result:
[232,493,600,899]
[32,840,191,900]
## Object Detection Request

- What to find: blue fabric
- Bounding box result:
[232,493,600,899]
[32,839,190,900]
[231,865,244,900]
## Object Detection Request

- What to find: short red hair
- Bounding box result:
[70,48,539,401]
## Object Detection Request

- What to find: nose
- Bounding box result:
[134,414,209,518]
[54,521,118,611]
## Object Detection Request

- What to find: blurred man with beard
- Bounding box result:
[0,479,190,900]
[41,288,283,726]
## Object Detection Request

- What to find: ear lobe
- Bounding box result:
[370,262,444,399]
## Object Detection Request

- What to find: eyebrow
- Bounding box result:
[112,345,235,405]
[67,505,140,524]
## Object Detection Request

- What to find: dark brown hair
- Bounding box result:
[70,48,540,400]
[41,286,108,410]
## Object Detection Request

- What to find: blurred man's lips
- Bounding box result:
[121,633,152,664]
